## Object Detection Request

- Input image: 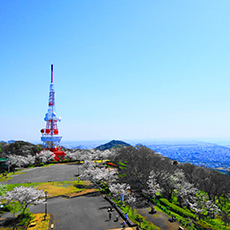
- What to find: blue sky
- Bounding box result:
[1,0,230,143]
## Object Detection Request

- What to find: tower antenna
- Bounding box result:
[40,64,66,161]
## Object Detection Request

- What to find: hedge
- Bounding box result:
[195,220,216,230]
[159,198,196,219]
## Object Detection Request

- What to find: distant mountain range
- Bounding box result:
[95,140,131,151]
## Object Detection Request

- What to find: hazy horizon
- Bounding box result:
[3,137,230,147]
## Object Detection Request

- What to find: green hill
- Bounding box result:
[0,141,42,158]
[95,140,132,151]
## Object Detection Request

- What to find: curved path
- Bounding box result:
[137,208,185,230]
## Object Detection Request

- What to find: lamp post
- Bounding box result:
[44,191,48,220]
[0,204,3,217]
[7,151,10,174]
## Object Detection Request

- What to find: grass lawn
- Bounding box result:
[0,213,50,230]
[27,213,51,230]
[152,200,230,230]
[5,180,87,197]
[36,180,86,197]
[204,217,230,230]
[111,198,160,230]
[0,172,26,182]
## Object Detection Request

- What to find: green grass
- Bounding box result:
[5,180,87,197]
[159,198,196,219]
[111,198,160,230]
[0,213,50,230]
[0,172,26,182]
[203,216,230,230]
[151,197,230,230]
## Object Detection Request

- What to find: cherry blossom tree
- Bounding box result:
[143,170,162,199]
[80,166,118,184]
[96,149,117,160]
[109,183,130,198]
[9,155,32,168]
[27,155,36,165]
[2,186,45,216]
[36,150,54,164]
[126,193,136,212]
[64,150,81,161]
[109,183,131,205]
[170,169,198,207]
[188,192,220,220]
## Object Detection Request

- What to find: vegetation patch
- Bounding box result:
[27,213,50,230]
[159,198,196,219]
[0,172,26,182]
[111,198,160,230]
[5,181,87,197]
[36,181,86,197]
[0,213,50,230]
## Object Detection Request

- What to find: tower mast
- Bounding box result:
[40,64,65,161]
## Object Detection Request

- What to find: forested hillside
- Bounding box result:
[0,141,42,158]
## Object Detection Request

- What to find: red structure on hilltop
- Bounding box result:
[40,64,65,161]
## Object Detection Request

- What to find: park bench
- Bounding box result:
[149,207,157,214]
[168,216,176,222]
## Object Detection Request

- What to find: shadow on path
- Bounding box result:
[137,207,184,230]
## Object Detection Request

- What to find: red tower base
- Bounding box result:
[41,147,66,162]
[50,147,66,162]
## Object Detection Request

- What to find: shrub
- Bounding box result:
[194,220,214,229]
[159,198,196,219]
[27,164,34,168]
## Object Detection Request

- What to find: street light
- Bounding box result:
[0,204,3,217]
[7,151,10,174]
[44,191,48,220]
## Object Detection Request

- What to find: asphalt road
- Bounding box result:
[5,164,83,184]
[2,164,125,230]
[30,194,124,230]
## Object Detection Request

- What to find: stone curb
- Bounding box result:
[46,190,100,200]
[48,213,55,230]
[91,180,138,228]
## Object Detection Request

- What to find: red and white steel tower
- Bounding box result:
[40,64,65,161]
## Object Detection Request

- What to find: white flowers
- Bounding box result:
[36,150,55,163]
[145,170,162,197]
[9,150,55,168]
[1,186,45,215]
[80,164,118,183]
[109,183,131,198]
[9,154,35,168]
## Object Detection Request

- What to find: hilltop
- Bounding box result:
[95,140,131,151]
[0,141,42,158]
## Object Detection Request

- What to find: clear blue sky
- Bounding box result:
[1,0,230,143]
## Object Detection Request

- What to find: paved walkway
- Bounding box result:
[2,194,127,230]
[1,164,186,230]
[136,207,184,230]
[1,164,130,230]
[4,164,83,184]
